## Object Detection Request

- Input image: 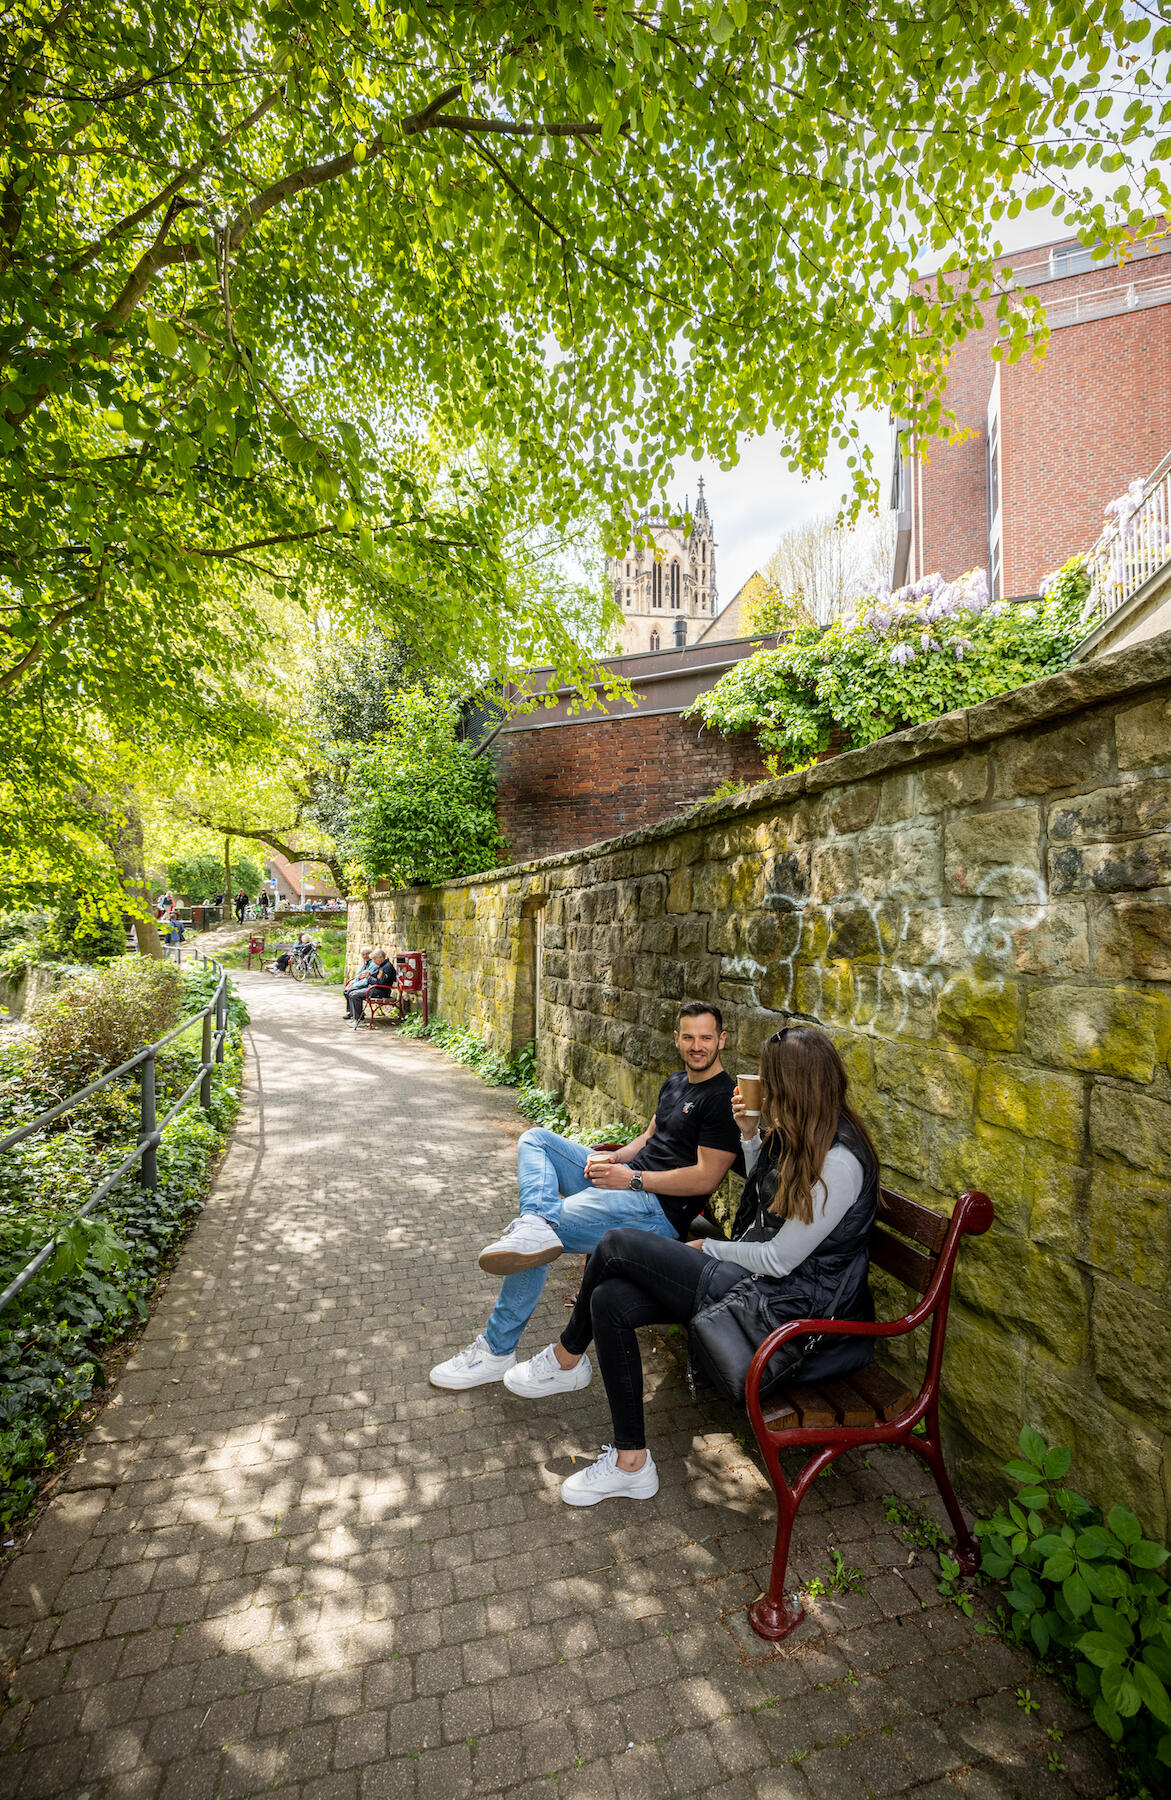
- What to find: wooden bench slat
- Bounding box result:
[878,1187,949,1254]
[782,1383,836,1429]
[761,1394,799,1432]
[870,1226,936,1294]
[814,1378,875,1428]
[848,1362,915,1422]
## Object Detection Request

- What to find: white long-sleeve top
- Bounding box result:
[701,1131,865,1280]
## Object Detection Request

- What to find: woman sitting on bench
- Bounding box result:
[345,947,396,1026]
[506,1024,879,1507]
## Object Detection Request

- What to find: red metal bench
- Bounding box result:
[363,950,429,1029]
[744,1184,993,1642]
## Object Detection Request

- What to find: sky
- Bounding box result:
[688,187,1151,606]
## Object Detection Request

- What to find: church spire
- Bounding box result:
[694,475,711,525]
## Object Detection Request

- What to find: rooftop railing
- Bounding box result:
[1084,450,1171,628]
[0,945,229,1313]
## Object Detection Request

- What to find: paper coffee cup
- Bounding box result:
[738,1073,762,1117]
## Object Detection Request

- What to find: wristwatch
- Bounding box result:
[628,1171,644,1191]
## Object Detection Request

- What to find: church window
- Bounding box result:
[670,562,680,609]
[652,563,662,608]
[626,562,631,577]
[649,629,660,651]
[625,587,631,606]
[674,618,686,648]
[702,542,707,563]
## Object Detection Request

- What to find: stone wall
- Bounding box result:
[350,631,1171,1531]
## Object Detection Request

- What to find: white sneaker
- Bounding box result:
[478,1215,564,1275]
[429,1334,516,1390]
[560,1445,659,1507]
[503,1343,593,1398]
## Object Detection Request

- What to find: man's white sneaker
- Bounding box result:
[429,1335,516,1390]
[478,1215,564,1275]
[503,1343,593,1398]
[560,1445,659,1507]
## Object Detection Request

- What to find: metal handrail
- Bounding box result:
[0,945,231,1313]
[1084,449,1171,627]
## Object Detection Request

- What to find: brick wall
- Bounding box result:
[352,629,1171,1530]
[912,242,1171,590]
[493,711,770,863]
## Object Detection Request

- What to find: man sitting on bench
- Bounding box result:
[430,1001,742,1391]
[345,947,395,1027]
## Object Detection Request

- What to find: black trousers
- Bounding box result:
[561,1229,741,1451]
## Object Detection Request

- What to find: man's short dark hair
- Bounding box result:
[676,1000,723,1032]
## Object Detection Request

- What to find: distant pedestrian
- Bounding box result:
[234,889,248,924]
[258,890,270,919]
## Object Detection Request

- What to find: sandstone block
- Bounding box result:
[1092,897,1171,981]
[1084,1167,1170,1293]
[1025,1375,1168,1542]
[917,755,990,815]
[761,849,810,907]
[874,1040,977,1119]
[826,902,882,963]
[829,781,880,834]
[991,712,1113,800]
[858,825,941,900]
[755,958,794,1014]
[878,772,917,824]
[690,865,733,916]
[1091,1279,1171,1432]
[1049,778,1171,842]
[941,1308,1025,1460]
[1115,692,1171,770]
[1088,1087,1171,1173]
[1000,899,1090,977]
[1026,1149,1088,1253]
[871,967,939,1045]
[637,876,665,919]
[937,975,1021,1052]
[675,914,708,957]
[1024,984,1166,1083]
[945,808,1044,899]
[923,1118,1028,1231]
[954,1228,1086,1362]
[976,1064,1084,1152]
[730,857,762,910]
[812,843,857,899]
[1049,834,1171,895]
[665,869,692,914]
[744,913,780,961]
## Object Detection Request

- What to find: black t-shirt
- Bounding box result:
[629,1069,743,1237]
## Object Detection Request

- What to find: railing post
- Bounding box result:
[215,979,226,1065]
[421,951,429,1028]
[200,1010,212,1111]
[139,1051,158,1190]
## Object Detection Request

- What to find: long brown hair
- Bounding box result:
[757,1026,877,1223]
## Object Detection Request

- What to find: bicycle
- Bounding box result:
[289,945,324,981]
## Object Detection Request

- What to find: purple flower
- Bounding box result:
[889,642,915,667]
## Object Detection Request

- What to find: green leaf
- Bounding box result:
[1078,1631,1128,1669]
[1131,1540,1170,1569]
[1108,1506,1143,1547]
[1062,1571,1092,1618]
[1101,1664,1142,1719]
[1042,1445,1072,1480]
[1134,1661,1171,1727]
[146,316,180,358]
[709,6,734,44]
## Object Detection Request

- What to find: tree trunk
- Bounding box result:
[113,803,164,960]
[224,835,232,917]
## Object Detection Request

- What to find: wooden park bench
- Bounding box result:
[743,1183,993,1641]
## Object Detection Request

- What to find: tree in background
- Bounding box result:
[164,850,263,905]
[2,1,1165,910]
[745,512,898,633]
[344,687,505,890]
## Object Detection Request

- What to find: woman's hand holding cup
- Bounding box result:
[733,1073,762,1138]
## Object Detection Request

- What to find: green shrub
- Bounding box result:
[976,1427,1171,1789]
[29,955,183,1080]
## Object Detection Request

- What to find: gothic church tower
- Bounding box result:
[606,480,718,655]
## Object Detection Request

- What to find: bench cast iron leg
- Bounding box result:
[747,1448,831,1641]
[907,1412,979,1575]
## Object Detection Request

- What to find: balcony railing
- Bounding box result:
[1085,450,1171,626]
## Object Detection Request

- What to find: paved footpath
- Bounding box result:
[0,975,1114,1800]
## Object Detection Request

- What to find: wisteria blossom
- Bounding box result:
[855,567,994,669]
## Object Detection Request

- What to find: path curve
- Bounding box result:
[0,973,1106,1799]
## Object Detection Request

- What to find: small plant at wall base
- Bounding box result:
[687,561,1089,770]
[974,1426,1171,1792]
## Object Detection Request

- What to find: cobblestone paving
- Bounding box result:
[0,973,1115,1800]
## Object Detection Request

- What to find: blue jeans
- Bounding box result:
[483,1128,678,1355]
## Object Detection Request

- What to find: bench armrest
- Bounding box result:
[744,1311,930,1437]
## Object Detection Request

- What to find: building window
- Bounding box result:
[674,617,686,648]
[625,587,631,606]
[701,542,706,563]
[652,563,662,607]
[670,562,680,608]
[626,562,631,577]
[649,629,660,651]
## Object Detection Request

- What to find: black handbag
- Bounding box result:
[690,1263,854,1406]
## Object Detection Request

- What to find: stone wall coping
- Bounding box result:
[356,625,1171,903]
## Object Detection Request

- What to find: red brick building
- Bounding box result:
[893,231,1171,598]
[476,637,771,862]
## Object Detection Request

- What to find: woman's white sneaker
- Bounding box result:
[503,1343,593,1398]
[560,1445,659,1507]
[478,1215,564,1274]
[429,1335,516,1389]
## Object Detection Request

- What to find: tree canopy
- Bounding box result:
[2,0,1167,901]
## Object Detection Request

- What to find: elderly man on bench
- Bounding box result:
[430,1000,742,1392]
